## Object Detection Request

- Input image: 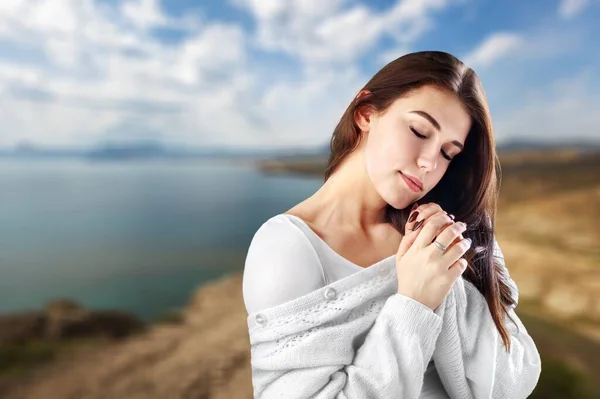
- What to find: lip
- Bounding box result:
[400,172,424,192]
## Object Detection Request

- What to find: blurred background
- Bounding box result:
[0,0,599,398]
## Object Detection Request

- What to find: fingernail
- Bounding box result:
[466,238,472,246]
[447,213,455,220]
[408,211,419,223]
[413,220,424,231]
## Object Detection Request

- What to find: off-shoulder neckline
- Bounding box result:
[279,213,396,270]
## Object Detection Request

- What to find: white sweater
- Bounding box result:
[242,214,542,398]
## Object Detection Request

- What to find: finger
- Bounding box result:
[405,202,420,225]
[402,202,439,255]
[431,221,467,250]
[396,223,421,258]
[432,229,463,247]
[446,234,464,248]
[447,257,468,279]
[399,202,434,258]
[408,204,456,234]
[443,237,473,266]
[406,203,442,232]
[413,211,455,248]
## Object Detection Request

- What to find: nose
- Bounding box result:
[417,150,437,173]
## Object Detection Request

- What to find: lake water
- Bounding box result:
[0,159,323,321]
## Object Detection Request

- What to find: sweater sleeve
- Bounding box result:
[432,238,542,399]
[242,217,328,316]
[243,217,445,399]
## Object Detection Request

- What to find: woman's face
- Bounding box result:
[358,85,472,209]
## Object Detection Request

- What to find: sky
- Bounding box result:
[0,0,599,150]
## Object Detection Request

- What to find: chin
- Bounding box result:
[384,192,414,210]
[380,180,420,210]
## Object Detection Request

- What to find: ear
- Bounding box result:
[354,102,375,132]
[355,108,370,131]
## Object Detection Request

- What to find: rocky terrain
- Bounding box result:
[0,149,598,398]
[0,274,251,399]
[0,300,144,346]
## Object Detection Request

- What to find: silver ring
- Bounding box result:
[433,240,448,252]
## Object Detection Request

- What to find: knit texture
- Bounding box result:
[246,241,541,398]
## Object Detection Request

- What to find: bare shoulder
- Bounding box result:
[283,202,325,235]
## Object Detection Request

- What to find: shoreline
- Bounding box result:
[254,147,598,176]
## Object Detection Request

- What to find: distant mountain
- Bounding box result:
[268,139,600,161]
[0,141,331,160]
[496,138,600,153]
[0,138,597,160]
[86,142,172,160]
[0,145,82,158]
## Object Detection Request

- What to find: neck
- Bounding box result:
[312,148,390,232]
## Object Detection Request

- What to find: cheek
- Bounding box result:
[396,129,422,159]
[381,126,410,161]
[363,131,398,179]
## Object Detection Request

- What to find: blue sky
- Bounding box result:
[0,0,599,150]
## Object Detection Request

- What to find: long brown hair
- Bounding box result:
[324,50,518,352]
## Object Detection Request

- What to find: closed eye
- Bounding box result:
[410,126,453,161]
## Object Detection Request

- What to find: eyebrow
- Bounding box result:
[409,110,464,150]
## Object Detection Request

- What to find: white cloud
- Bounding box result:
[377,45,411,66]
[558,0,590,19]
[0,62,43,87]
[462,32,523,69]
[258,64,367,147]
[172,24,246,85]
[0,0,464,149]
[0,0,597,150]
[121,0,169,29]
[493,68,600,143]
[225,0,459,147]
[384,0,448,42]
[0,0,257,148]
[232,0,453,66]
[120,0,203,31]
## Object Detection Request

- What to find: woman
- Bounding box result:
[242,51,541,398]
